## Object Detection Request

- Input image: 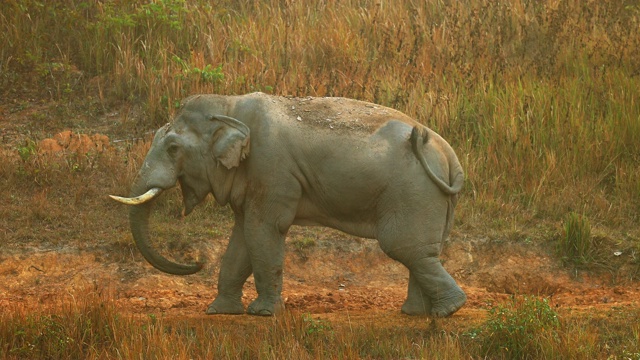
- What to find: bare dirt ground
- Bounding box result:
[1,235,639,325]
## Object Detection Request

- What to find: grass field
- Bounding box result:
[1,0,640,358]
[1,289,639,359]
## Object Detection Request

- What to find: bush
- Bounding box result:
[473,296,560,359]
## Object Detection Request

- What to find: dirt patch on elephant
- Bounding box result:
[279,95,409,134]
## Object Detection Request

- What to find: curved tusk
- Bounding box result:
[109,187,162,205]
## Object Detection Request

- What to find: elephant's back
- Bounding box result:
[261,94,419,135]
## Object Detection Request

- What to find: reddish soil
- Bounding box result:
[1,235,638,323]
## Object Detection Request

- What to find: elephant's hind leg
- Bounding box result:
[404,256,466,317]
[401,272,433,316]
[389,245,466,317]
[206,220,251,315]
[378,212,465,317]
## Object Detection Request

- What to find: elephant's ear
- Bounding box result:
[210,115,250,169]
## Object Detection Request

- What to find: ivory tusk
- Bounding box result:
[109,187,162,205]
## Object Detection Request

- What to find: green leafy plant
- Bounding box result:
[172,56,224,84]
[472,296,560,359]
[302,313,333,337]
[192,64,224,83]
[17,140,37,162]
[300,313,334,352]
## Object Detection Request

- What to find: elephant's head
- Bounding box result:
[110,103,250,275]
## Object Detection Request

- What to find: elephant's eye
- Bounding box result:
[167,144,180,156]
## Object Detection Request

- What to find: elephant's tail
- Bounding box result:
[410,126,464,196]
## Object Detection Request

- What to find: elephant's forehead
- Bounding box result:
[170,111,202,132]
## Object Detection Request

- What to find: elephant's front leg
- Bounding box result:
[206,219,252,315]
[243,212,289,316]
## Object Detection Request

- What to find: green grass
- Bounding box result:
[558,212,593,267]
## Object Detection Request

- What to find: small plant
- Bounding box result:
[17,140,37,162]
[300,312,334,351]
[302,313,333,337]
[558,212,593,266]
[172,56,224,84]
[472,296,560,359]
[292,237,316,251]
[291,237,316,261]
[191,64,224,83]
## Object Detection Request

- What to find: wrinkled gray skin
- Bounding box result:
[115,92,466,317]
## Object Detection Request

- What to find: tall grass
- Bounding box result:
[1,1,639,228]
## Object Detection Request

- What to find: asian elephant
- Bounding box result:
[110,92,466,317]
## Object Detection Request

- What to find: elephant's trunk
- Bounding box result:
[129,194,203,276]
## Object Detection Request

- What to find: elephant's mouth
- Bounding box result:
[179,178,209,216]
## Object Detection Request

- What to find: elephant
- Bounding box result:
[110,92,466,317]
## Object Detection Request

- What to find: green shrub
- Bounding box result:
[473,296,560,359]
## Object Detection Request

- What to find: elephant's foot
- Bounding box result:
[428,287,467,318]
[401,298,431,316]
[246,296,285,316]
[205,295,245,315]
[401,273,432,316]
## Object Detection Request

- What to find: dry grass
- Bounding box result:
[1,288,639,359]
[1,1,640,358]
[2,0,638,234]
